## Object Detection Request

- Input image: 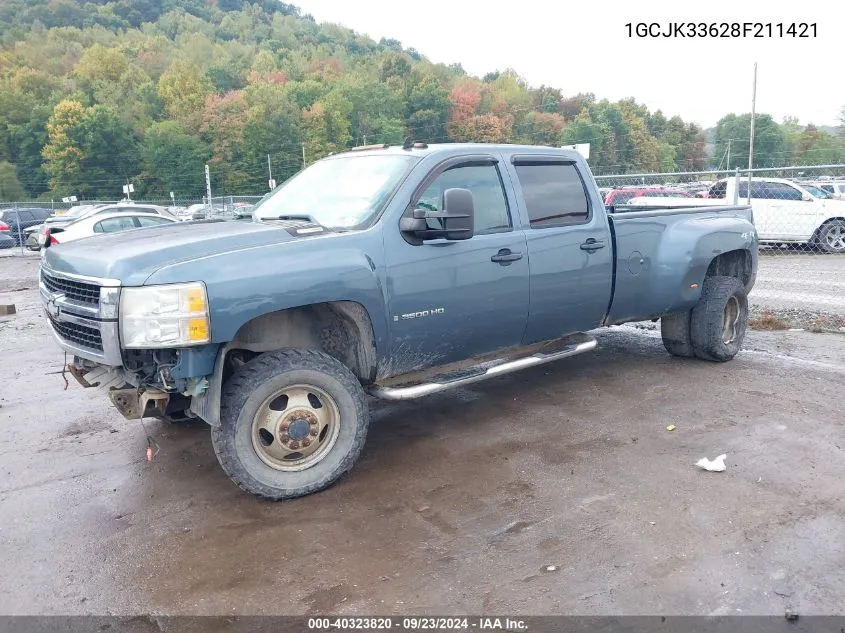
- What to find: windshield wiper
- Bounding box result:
[265,214,318,222]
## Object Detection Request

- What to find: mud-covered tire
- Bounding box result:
[690,276,748,362]
[211,349,369,500]
[816,220,845,254]
[661,311,694,358]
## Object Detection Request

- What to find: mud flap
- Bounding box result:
[187,343,229,427]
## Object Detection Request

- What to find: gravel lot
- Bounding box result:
[753,251,845,315]
[1,253,844,617]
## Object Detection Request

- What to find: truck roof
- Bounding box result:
[331,142,584,162]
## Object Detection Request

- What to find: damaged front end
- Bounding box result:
[67,347,214,422]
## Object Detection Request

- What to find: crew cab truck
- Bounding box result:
[39,143,757,500]
[627,176,845,253]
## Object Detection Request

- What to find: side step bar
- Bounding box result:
[370,336,597,401]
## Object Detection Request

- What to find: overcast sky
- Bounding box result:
[292,0,844,128]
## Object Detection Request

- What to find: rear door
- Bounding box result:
[760,181,818,240]
[506,156,613,345]
[384,154,529,374]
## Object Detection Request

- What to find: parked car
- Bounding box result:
[811,181,845,200]
[626,177,845,253]
[37,203,176,244]
[0,232,14,249]
[40,211,177,248]
[41,142,757,500]
[604,187,691,208]
[186,203,208,220]
[232,203,255,220]
[0,208,53,246]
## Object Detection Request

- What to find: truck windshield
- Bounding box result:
[254,154,418,229]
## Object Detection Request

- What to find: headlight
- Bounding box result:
[120,282,210,348]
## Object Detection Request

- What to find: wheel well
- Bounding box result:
[227,301,377,383]
[705,249,752,286]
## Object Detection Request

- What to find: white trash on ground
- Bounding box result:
[696,454,727,472]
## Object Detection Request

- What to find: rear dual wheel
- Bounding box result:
[661,276,748,362]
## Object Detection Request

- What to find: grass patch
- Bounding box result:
[748,311,790,331]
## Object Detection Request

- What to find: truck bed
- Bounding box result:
[604,204,755,324]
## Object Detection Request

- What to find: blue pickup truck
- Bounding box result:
[40,142,757,499]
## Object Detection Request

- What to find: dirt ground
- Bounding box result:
[1,254,844,616]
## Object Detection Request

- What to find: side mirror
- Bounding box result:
[400,187,475,241]
[801,191,812,201]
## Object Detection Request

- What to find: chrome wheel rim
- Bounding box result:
[824,225,845,251]
[251,384,340,471]
[723,296,741,344]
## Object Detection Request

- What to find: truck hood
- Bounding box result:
[42,220,301,285]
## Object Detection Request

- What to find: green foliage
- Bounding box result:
[0,160,25,201]
[0,0,842,199]
[140,121,210,197]
[715,113,786,169]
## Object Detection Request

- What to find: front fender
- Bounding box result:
[144,231,389,355]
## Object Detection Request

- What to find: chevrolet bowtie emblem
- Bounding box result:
[47,294,64,319]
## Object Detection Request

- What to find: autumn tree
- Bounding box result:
[157,61,213,130]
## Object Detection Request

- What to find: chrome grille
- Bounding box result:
[47,315,103,351]
[40,270,100,305]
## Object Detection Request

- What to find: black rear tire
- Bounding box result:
[211,349,369,500]
[817,220,845,254]
[661,311,695,358]
[690,276,748,362]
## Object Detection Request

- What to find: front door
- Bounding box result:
[384,157,529,376]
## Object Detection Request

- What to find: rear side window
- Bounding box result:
[94,216,138,233]
[514,163,590,228]
[136,216,172,227]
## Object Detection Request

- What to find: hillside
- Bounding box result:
[0,0,842,201]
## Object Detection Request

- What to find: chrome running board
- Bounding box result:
[370,335,597,401]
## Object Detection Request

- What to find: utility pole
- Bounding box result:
[726,139,731,170]
[267,154,275,190]
[747,62,757,204]
[302,144,306,168]
[205,164,212,208]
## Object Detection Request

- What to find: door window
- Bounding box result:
[514,163,590,228]
[415,163,511,234]
[737,182,769,198]
[763,182,803,200]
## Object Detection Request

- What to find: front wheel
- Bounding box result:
[690,276,748,362]
[212,349,369,500]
